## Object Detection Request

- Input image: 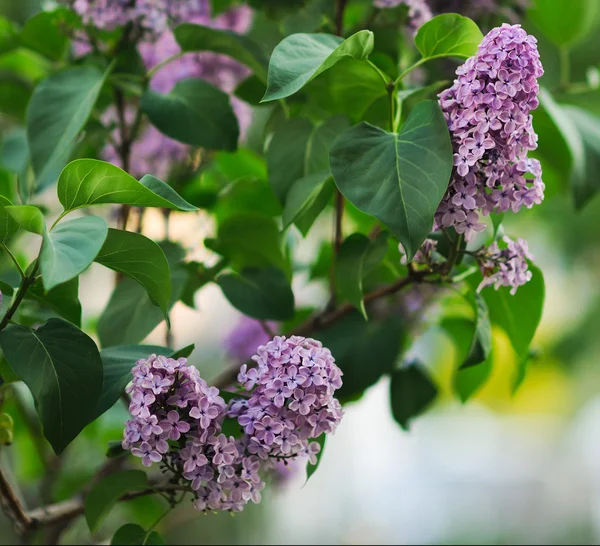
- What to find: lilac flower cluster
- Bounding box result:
[476,236,532,294]
[374,0,433,29]
[399,238,438,267]
[223,316,277,363]
[233,336,343,465]
[71,0,207,35]
[123,339,343,512]
[435,24,544,242]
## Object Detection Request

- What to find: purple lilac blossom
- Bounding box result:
[123,343,343,512]
[435,24,544,243]
[399,238,438,267]
[234,335,344,466]
[374,0,433,29]
[223,316,277,363]
[476,236,532,294]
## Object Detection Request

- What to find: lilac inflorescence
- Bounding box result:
[123,339,343,512]
[436,24,544,242]
[234,336,344,464]
[476,236,532,294]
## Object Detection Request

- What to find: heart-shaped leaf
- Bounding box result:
[330,100,453,259]
[415,14,483,60]
[6,204,45,235]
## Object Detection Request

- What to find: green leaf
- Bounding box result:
[330,100,453,259]
[234,74,266,105]
[141,78,239,151]
[57,159,197,213]
[26,65,109,186]
[106,441,127,459]
[95,229,171,319]
[27,278,82,326]
[171,344,195,359]
[5,205,45,235]
[40,216,108,291]
[460,292,492,369]
[20,9,73,61]
[390,362,438,430]
[95,344,171,420]
[491,212,504,237]
[112,524,166,546]
[305,433,325,483]
[262,30,374,101]
[414,14,483,61]
[209,213,289,275]
[335,232,388,319]
[0,16,19,55]
[529,0,599,48]
[0,319,103,454]
[0,196,19,243]
[480,264,544,360]
[217,266,295,321]
[174,23,269,81]
[282,172,333,236]
[86,471,149,533]
[563,105,600,209]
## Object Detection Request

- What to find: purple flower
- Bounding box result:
[131,441,162,467]
[477,236,533,294]
[159,410,191,441]
[189,397,221,429]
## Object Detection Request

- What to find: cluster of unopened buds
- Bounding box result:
[123,336,343,512]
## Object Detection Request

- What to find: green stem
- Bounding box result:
[146,52,185,80]
[387,84,395,132]
[0,260,39,334]
[445,233,463,275]
[1,245,25,280]
[559,46,570,89]
[394,58,427,87]
[366,59,391,87]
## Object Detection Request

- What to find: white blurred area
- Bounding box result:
[69,208,600,545]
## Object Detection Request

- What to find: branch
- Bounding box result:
[0,465,32,532]
[26,484,192,529]
[211,270,430,390]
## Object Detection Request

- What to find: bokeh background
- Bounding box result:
[2,0,600,544]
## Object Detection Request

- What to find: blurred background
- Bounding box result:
[2,0,600,544]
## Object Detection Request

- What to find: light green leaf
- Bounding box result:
[5,205,45,235]
[57,159,197,213]
[217,266,295,321]
[262,30,374,101]
[26,65,109,186]
[20,9,74,61]
[0,196,19,243]
[335,232,388,319]
[95,229,171,319]
[174,23,268,81]
[40,216,108,291]
[94,344,171,420]
[0,319,104,454]
[390,361,438,430]
[27,278,81,326]
[529,0,599,48]
[111,524,166,546]
[282,172,333,236]
[141,78,239,151]
[329,100,453,259]
[86,471,149,533]
[414,14,483,60]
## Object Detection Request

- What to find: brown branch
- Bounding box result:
[0,465,32,532]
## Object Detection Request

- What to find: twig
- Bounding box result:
[0,464,32,532]
[0,261,39,334]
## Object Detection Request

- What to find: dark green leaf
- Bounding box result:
[414,14,483,60]
[217,266,295,321]
[390,362,438,430]
[86,470,149,533]
[0,319,103,453]
[5,205,45,235]
[305,433,325,483]
[27,277,81,326]
[57,159,198,213]
[40,216,108,291]
[20,9,73,61]
[335,232,388,319]
[262,31,374,101]
[106,441,127,459]
[330,100,453,259]
[171,344,195,359]
[95,229,171,319]
[460,292,492,369]
[112,524,166,546]
[141,78,239,151]
[282,172,333,236]
[175,23,268,81]
[234,75,266,105]
[0,16,19,55]
[491,213,504,237]
[26,65,109,186]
